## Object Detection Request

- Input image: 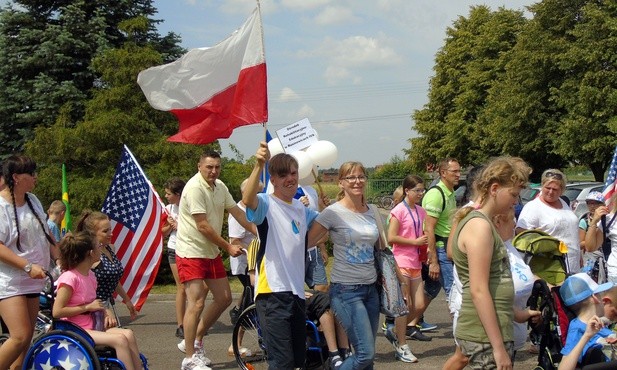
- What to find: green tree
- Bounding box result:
[407,6,527,169]
[25,18,205,216]
[0,0,183,155]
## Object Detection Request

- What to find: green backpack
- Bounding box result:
[512,229,569,286]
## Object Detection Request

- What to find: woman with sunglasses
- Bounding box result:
[0,155,58,369]
[516,169,581,273]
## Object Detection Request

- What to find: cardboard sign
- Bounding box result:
[276,118,318,153]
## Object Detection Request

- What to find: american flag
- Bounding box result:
[101,145,165,311]
[602,145,617,207]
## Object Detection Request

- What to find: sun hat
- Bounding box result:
[560,273,615,306]
[585,191,605,204]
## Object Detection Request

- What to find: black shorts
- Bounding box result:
[305,290,330,322]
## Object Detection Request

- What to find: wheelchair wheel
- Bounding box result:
[23,329,102,370]
[232,304,267,370]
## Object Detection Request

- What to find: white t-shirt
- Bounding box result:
[228,202,254,275]
[247,193,318,299]
[0,194,51,299]
[165,203,179,250]
[517,197,581,273]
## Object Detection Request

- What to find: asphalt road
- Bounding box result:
[116,292,540,369]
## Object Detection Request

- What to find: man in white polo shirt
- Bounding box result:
[176,150,256,370]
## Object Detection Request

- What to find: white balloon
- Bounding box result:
[306,140,338,167]
[268,138,284,156]
[298,165,318,186]
[291,151,313,179]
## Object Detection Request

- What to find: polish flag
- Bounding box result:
[137,7,267,144]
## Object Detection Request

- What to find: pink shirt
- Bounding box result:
[56,269,98,330]
[390,201,427,269]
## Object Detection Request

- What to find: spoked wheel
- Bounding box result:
[232,304,267,370]
[23,330,102,370]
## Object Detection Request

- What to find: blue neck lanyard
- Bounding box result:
[403,199,421,237]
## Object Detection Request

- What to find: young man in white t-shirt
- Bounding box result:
[243,142,319,369]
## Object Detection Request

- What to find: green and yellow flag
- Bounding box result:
[61,164,72,236]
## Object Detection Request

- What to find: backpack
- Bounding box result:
[512,229,569,286]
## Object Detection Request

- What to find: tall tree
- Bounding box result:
[0,0,183,155]
[407,6,527,169]
[25,18,209,215]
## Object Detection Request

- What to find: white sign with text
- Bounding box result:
[276,118,318,153]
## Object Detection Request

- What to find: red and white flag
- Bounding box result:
[101,145,166,311]
[137,7,267,144]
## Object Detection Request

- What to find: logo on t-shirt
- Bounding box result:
[291,219,300,234]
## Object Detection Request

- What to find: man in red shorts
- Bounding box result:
[176,150,256,370]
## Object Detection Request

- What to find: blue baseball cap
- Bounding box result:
[560,273,615,306]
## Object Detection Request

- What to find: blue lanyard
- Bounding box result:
[402,200,421,238]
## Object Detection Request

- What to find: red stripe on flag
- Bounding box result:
[168,63,267,144]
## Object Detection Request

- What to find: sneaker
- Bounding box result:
[194,347,212,366]
[406,327,432,341]
[228,346,252,358]
[229,306,240,325]
[176,326,184,339]
[329,354,343,369]
[384,325,398,349]
[417,320,438,332]
[177,340,212,365]
[395,344,418,363]
[181,354,212,370]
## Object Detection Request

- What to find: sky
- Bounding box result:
[83,1,544,168]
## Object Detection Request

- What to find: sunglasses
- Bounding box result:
[545,171,563,180]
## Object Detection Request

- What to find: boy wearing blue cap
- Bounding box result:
[559,273,616,370]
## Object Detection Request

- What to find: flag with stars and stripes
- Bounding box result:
[602,145,617,207]
[101,145,165,311]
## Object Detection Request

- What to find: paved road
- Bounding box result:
[117,292,539,369]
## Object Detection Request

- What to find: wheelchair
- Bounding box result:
[232,303,329,370]
[11,272,149,370]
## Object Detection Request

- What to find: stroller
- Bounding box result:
[513,229,569,286]
[527,279,576,370]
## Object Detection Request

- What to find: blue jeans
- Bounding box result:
[330,283,380,370]
[305,247,328,288]
[437,247,454,300]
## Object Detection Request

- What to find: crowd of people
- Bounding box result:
[5,144,617,370]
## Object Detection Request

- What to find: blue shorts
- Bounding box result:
[305,248,328,288]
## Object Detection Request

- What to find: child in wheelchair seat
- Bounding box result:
[53,232,143,370]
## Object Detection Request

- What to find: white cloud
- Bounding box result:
[278,87,300,102]
[314,6,359,26]
[324,65,351,85]
[217,0,277,15]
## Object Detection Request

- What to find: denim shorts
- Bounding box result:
[422,263,441,300]
[305,248,328,288]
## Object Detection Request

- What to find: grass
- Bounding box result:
[150,257,335,294]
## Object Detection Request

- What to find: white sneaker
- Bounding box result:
[194,347,212,366]
[181,354,212,370]
[395,344,418,363]
[177,340,211,366]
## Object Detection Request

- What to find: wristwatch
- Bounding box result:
[23,262,32,274]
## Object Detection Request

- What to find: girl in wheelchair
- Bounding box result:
[53,231,143,370]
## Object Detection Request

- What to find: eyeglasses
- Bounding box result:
[343,175,367,183]
[410,188,426,194]
[446,169,461,174]
[545,171,563,180]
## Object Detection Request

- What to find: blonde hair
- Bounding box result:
[541,168,567,191]
[76,210,109,235]
[392,186,404,205]
[337,161,367,203]
[47,200,66,215]
[454,157,531,224]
